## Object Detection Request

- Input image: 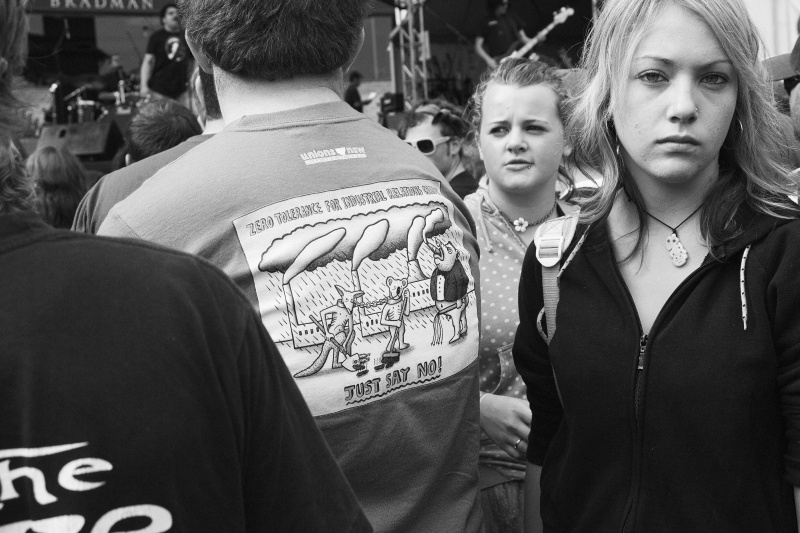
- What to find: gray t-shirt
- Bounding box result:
[73,135,211,234]
[100,101,483,532]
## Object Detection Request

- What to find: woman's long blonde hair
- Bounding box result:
[570,0,799,256]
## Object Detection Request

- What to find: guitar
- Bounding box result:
[495,7,575,63]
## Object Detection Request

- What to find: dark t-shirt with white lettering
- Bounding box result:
[145,28,192,98]
[0,213,371,533]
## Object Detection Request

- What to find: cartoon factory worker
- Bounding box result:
[380,276,411,366]
[428,239,469,344]
[294,284,364,378]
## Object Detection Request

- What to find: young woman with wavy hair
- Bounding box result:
[463,58,577,533]
[513,0,800,531]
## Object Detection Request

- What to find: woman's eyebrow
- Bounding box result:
[633,55,732,69]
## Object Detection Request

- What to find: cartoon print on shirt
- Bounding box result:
[379,276,410,367]
[233,180,478,416]
[294,284,363,378]
[428,238,469,345]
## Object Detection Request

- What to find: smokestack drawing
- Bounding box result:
[351,220,390,325]
[406,216,426,281]
[407,209,445,281]
[262,228,347,339]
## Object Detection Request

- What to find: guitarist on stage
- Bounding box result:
[475,0,533,69]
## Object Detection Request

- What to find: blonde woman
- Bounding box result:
[514,0,800,531]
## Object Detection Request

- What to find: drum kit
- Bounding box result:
[50,76,142,125]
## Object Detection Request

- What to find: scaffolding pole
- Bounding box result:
[388,0,429,109]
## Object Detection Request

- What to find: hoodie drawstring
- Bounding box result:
[740,244,751,331]
[476,195,495,254]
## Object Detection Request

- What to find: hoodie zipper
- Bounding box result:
[615,256,716,533]
[634,334,648,421]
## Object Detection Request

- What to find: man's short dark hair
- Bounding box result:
[179,0,370,80]
[349,70,363,83]
[198,69,222,120]
[160,3,177,21]
[126,101,201,163]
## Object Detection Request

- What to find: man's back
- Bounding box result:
[0,212,370,532]
[100,101,483,532]
[72,134,210,233]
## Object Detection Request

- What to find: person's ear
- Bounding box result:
[562,140,573,158]
[449,137,463,157]
[343,27,366,74]
[185,31,213,73]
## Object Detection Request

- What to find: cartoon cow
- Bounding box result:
[379,276,410,367]
[428,239,469,344]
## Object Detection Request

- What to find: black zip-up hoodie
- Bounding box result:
[514,206,800,532]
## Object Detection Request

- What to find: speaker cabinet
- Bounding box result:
[37,118,123,161]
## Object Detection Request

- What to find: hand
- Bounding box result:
[487,58,498,69]
[480,393,532,461]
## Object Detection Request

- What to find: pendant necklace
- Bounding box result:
[513,202,557,233]
[643,204,703,267]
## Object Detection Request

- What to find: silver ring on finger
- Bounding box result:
[513,438,522,449]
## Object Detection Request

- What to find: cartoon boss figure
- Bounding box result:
[428,239,469,344]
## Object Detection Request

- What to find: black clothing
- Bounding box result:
[0,212,371,532]
[514,206,800,532]
[480,13,525,58]
[145,29,192,98]
[449,169,479,199]
[344,83,363,112]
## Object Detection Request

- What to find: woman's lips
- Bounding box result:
[504,159,532,169]
[657,135,700,145]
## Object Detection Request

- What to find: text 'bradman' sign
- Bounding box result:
[30,0,170,15]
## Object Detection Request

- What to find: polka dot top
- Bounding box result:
[465,189,541,482]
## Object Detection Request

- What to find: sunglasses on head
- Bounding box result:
[405,136,451,155]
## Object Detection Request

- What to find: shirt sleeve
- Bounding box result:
[479,20,492,39]
[97,209,142,239]
[145,32,159,55]
[513,244,563,466]
[237,308,373,532]
[72,188,96,234]
[512,12,526,32]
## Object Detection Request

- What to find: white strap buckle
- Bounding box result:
[536,236,564,268]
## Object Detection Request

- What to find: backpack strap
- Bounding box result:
[533,210,583,345]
